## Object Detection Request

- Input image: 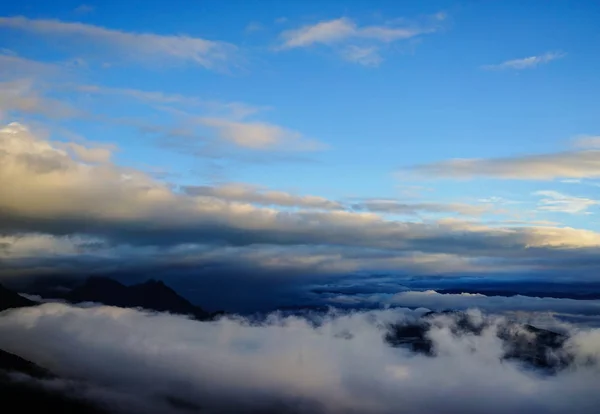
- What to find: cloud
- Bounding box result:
[534,191,598,214]
[198,117,326,151]
[74,4,94,14]
[0,79,79,119]
[0,304,600,413]
[482,52,565,70]
[183,183,343,210]
[351,199,492,216]
[8,121,600,289]
[573,135,600,149]
[0,16,237,70]
[279,18,357,48]
[73,4,96,14]
[277,14,444,65]
[411,150,600,180]
[244,22,264,34]
[0,53,60,78]
[330,290,600,317]
[279,17,437,48]
[339,46,383,67]
[76,84,265,119]
[54,141,114,163]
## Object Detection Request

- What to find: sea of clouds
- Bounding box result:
[0,303,599,414]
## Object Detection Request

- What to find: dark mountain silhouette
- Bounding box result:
[385,310,570,370]
[0,349,52,379]
[65,277,216,320]
[0,283,35,312]
[0,348,107,413]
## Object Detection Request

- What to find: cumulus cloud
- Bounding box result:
[0,303,599,413]
[0,16,237,70]
[411,149,600,180]
[278,14,445,65]
[482,52,565,70]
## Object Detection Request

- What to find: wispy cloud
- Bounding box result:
[277,13,445,66]
[73,4,94,14]
[482,51,565,70]
[244,21,264,34]
[534,190,598,214]
[411,149,600,180]
[0,16,237,70]
[340,45,383,66]
[198,117,327,151]
[76,84,265,120]
[573,135,600,149]
[351,199,492,216]
[183,183,343,210]
[0,79,80,119]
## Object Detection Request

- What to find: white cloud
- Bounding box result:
[244,22,264,34]
[0,16,237,70]
[7,121,600,281]
[482,52,565,70]
[183,183,343,210]
[0,53,59,77]
[340,45,383,66]
[279,17,437,49]
[54,141,114,163]
[573,135,600,149]
[0,79,79,119]
[76,84,265,120]
[412,149,600,180]
[73,4,94,14]
[199,117,326,151]
[277,14,444,65]
[534,190,598,214]
[280,18,358,48]
[351,199,492,216]
[332,290,600,316]
[0,304,599,413]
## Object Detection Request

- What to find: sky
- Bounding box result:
[2,0,600,311]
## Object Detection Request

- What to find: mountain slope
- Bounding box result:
[0,348,107,413]
[66,277,214,320]
[0,283,35,312]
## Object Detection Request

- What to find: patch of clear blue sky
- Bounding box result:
[1,0,600,225]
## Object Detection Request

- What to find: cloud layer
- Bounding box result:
[6,121,600,291]
[0,303,599,413]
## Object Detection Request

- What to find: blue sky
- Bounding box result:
[2,1,600,307]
